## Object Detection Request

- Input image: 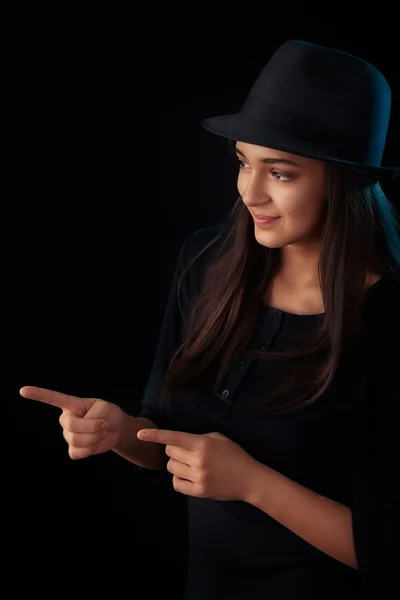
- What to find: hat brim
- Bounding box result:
[201,114,400,181]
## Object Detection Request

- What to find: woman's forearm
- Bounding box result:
[244,463,358,569]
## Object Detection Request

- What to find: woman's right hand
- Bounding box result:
[19,386,125,460]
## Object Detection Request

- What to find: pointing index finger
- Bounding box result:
[137,429,200,450]
[19,386,86,417]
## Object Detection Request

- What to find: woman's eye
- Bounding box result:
[272,171,292,181]
[237,159,292,182]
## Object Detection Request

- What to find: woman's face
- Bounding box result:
[236,142,328,249]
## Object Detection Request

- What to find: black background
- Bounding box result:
[11,14,399,598]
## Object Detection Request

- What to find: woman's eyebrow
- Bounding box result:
[235,146,304,168]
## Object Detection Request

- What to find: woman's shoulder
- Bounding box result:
[184,221,229,262]
[366,272,400,311]
[180,221,230,283]
[363,272,400,342]
[174,222,229,317]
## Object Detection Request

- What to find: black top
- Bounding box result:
[137,224,400,599]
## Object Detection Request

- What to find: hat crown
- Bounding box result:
[244,40,391,152]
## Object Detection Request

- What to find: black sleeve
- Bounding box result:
[137,233,192,428]
[349,324,400,592]
[135,230,196,483]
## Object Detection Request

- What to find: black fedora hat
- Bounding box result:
[201,40,400,181]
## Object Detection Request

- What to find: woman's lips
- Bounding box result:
[252,214,281,225]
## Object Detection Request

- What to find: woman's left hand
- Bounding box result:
[137,428,261,501]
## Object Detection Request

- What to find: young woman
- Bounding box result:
[20,40,399,599]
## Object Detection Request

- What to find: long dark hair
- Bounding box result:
[161,140,400,415]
